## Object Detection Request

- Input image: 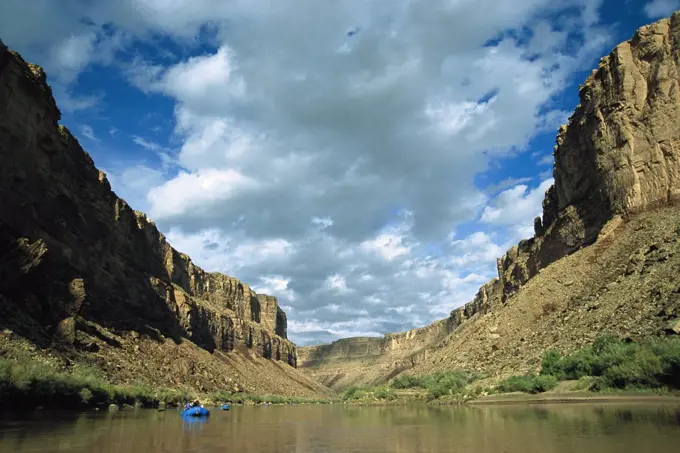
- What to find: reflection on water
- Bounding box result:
[1,403,680,453]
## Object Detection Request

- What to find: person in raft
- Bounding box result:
[184,400,202,409]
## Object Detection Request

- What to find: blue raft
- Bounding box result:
[221,403,231,411]
[181,406,210,417]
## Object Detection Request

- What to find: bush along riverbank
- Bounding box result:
[0,358,192,410]
[533,334,680,392]
[209,390,336,405]
[339,371,482,404]
[382,335,680,404]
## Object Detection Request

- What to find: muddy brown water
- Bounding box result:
[1,403,680,452]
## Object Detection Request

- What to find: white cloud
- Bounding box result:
[132,136,164,152]
[311,217,334,230]
[644,0,680,18]
[325,274,353,294]
[0,0,615,345]
[120,165,165,194]
[147,169,260,220]
[449,232,507,268]
[52,87,103,113]
[102,164,166,212]
[80,125,99,142]
[480,179,554,239]
[252,276,298,301]
[537,154,554,166]
[164,228,294,277]
[50,32,98,84]
[361,233,412,261]
[425,97,496,137]
[162,47,245,111]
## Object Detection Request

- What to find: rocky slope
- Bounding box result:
[299,12,680,389]
[0,41,326,396]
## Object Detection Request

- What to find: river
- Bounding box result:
[1,403,679,452]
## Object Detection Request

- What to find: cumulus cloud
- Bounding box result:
[80,125,99,142]
[480,179,554,239]
[644,0,680,18]
[0,0,615,345]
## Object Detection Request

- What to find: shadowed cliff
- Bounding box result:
[0,41,331,396]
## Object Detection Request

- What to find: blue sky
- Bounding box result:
[0,0,675,346]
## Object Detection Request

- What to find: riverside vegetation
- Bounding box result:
[2,334,679,409]
[0,356,191,409]
[339,335,680,404]
[0,354,333,409]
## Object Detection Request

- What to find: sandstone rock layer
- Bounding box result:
[498,12,680,300]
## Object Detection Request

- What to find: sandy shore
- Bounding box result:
[467,392,680,406]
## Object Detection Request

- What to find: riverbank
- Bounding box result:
[467,391,680,406]
[0,355,334,411]
[336,388,680,406]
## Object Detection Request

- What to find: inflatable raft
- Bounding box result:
[181,406,210,417]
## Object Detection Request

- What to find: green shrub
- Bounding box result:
[540,350,563,379]
[390,375,424,389]
[424,371,478,400]
[79,388,93,404]
[211,390,234,403]
[532,375,558,392]
[497,374,557,394]
[373,386,396,400]
[573,376,596,391]
[156,388,191,406]
[0,357,192,409]
[342,386,360,401]
[533,335,680,392]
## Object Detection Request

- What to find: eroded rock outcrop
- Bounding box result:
[298,337,384,368]
[498,13,680,300]
[0,42,296,366]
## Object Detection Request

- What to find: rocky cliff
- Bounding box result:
[299,12,680,388]
[497,12,680,301]
[0,41,327,396]
[298,318,458,388]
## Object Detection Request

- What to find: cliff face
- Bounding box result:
[0,42,297,370]
[299,13,680,389]
[298,318,458,388]
[497,13,680,301]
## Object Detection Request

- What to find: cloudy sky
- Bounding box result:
[0,0,673,345]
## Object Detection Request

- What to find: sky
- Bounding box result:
[0,0,674,346]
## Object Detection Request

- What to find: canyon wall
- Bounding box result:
[299,12,680,387]
[497,13,680,301]
[298,278,501,388]
[0,42,296,367]
[298,312,463,388]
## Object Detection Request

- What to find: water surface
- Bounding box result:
[1,403,679,452]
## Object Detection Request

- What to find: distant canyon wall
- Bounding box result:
[297,278,501,386]
[298,317,456,368]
